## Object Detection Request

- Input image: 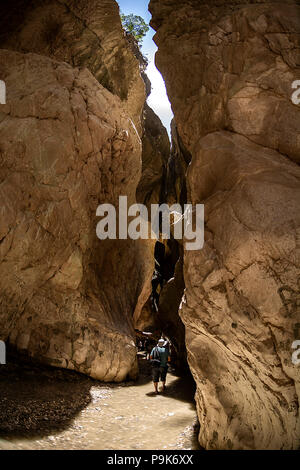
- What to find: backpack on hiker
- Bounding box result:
[150,346,161,366]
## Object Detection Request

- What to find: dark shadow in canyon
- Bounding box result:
[0,348,94,438]
[135,355,197,413]
[144,376,196,407]
[0,350,197,440]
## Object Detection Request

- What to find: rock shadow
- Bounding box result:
[0,350,94,438]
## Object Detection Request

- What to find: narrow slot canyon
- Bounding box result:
[0,0,299,452]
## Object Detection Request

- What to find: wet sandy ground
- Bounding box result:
[0,353,200,450]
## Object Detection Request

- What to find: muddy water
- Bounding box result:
[0,355,199,450]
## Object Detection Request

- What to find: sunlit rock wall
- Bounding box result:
[0,0,155,382]
[0,0,145,135]
[150,0,300,449]
[137,103,170,210]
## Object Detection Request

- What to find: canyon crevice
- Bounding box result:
[0,0,299,451]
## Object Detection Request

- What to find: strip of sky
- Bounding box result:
[117,0,173,136]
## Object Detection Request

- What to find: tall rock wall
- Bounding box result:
[137,103,170,210]
[0,0,155,382]
[150,0,300,449]
[0,0,145,135]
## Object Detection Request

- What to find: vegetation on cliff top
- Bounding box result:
[121,13,149,43]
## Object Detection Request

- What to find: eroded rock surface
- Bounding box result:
[165,119,190,207]
[0,48,152,382]
[137,103,170,210]
[157,254,187,371]
[0,0,145,134]
[150,0,300,449]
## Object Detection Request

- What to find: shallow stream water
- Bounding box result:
[0,354,199,450]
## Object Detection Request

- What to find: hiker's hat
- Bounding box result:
[158,338,165,344]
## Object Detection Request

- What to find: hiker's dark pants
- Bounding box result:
[152,365,168,383]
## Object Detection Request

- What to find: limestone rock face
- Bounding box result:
[165,119,191,207]
[0,0,145,134]
[150,0,300,449]
[0,49,152,382]
[137,103,170,209]
[157,254,187,371]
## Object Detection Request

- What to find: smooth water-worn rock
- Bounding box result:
[157,254,187,371]
[0,0,168,383]
[0,49,153,382]
[165,119,190,207]
[0,0,145,135]
[137,103,170,210]
[150,0,300,449]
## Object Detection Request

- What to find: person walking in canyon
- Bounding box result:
[150,338,171,394]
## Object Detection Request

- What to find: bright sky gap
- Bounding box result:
[117,0,174,137]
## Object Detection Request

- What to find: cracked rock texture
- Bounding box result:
[157,253,188,371]
[0,0,145,135]
[165,119,191,207]
[0,0,173,383]
[137,103,170,210]
[150,0,300,449]
[0,46,153,381]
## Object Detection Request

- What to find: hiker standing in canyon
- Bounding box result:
[150,338,171,394]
